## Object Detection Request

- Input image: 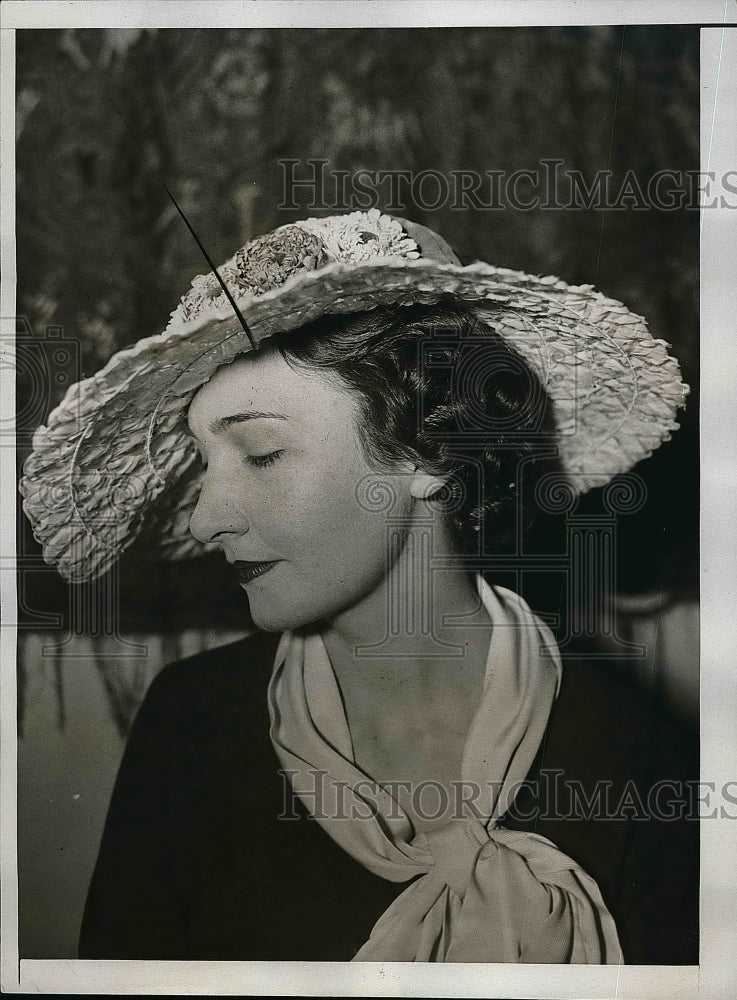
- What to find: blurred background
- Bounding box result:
[15,26,699,957]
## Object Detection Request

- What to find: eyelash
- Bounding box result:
[245,449,284,469]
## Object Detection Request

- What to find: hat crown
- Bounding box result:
[171,209,426,328]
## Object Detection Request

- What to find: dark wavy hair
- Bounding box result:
[273,301,561,552]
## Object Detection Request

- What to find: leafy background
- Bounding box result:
[15,27,699,957]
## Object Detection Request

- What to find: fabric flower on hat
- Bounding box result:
[171,226,327,325]
[169,212,418,327]
[232,226,326,292]
[299,208,420,263]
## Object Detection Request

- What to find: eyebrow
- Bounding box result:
[208,411,289,434]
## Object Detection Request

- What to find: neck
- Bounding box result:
[317,519,494,798]
[320,519,491,671]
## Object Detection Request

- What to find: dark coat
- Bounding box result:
[79,630,698,963]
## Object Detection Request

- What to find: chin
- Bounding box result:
[244,591,325,634]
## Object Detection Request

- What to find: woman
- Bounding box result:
[20,210,696,963]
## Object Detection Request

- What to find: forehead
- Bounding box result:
[187,344,357,436]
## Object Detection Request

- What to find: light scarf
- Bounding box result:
[267,575,623,963]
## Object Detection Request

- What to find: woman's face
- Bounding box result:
[187,344,416,631]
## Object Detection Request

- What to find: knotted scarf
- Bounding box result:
[267,575,623,963]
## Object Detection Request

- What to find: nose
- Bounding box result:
[189,465,250,545]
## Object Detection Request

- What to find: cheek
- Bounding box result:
[281,464,394,566]
[251,515,394,632]
[246,455,413,627]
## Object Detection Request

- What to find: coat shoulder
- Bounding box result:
[137,629,282,722]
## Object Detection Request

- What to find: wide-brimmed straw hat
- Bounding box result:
[20,209,688,583]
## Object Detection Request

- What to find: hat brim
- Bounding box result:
[19,256,687,583]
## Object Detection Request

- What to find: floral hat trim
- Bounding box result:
[171,209,421,327]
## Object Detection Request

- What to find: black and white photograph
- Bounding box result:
[2,2,736,997]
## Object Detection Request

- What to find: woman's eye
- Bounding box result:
[245,449,284,469]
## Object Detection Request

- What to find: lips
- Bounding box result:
[232,559,279,585]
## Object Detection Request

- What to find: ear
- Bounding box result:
[409,469,447,500]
